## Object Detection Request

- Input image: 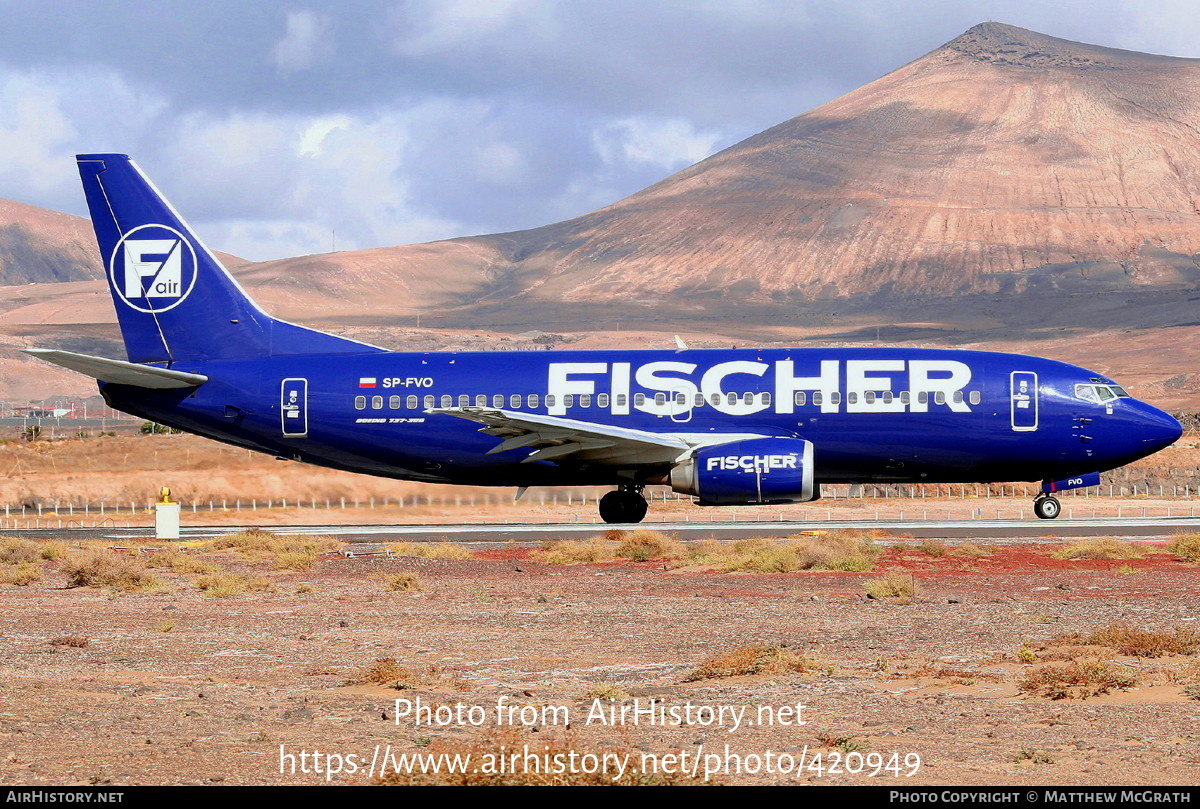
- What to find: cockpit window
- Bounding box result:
[1076,383,1130,404]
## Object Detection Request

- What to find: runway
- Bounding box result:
[12,516,1200,544]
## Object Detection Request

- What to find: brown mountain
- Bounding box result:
[240,21,1200,332]
[10,22,1200,406]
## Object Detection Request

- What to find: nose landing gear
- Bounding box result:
[1033,494,1061,520]
[599,485,648,524]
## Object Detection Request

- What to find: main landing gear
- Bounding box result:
[1033,494,1061,520]
[599,485,648,524]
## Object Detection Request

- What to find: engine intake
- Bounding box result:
[670,437,816,505]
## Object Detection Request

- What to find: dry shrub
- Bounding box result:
[384,572,424,592]
[0,563,42,586]
[914,540,948,557]
[864,572,919,599]
[614,530,687,561]
[375,727,712,785]
[532,537,613,564]
[0,537,41,565]
[685,644,828,681]
[716,533,881,573]
[39,542,68,561]
[582,682,631,701]
[950,542,992,557]
[345,657,425,688]
[387,542,472,560]
[1167,533,1200,563]
[194,573,276,598]
[910,663,1003,685]
[145,549,220,575]
[1017,661,1136,699]
[49,636,89,648]
[1051,538,1147,560]
[274,552,318,571]
[206,529,343,559]
[1055,624,1200,658]
[62,550,164,592]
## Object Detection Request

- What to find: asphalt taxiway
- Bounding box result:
[10,517,1200,545]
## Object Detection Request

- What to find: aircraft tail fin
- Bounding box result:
[76,154,380,364]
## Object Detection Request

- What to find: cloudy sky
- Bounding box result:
[1,0,1197,261]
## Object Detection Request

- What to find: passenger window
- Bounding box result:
[617,394,627,407]
[564,394,575,408]
[580,394,592,408]
[969,391,981,405]
[882,391,893,404]
[952,391,963,404]
[865,392,876,404]
[389,395,401,409]
[917,392,928,405]
[694,393,704,407]
[812,392,823,405]
[598,393,610,408]
[934,391,946,405]
[848,392,858,404]
[900,391,910,405]
[727,392,738,405]
[761,392,772,406]
[475,395,487,407]
[493,394,504,408]
[406,395,417,409]
[635,393,646,406]
[711,393,722,406]
[371,395,383,409]
[674,392,686,405]
[742,392,753,404]
[510,394,521,408]
[654,393,666,405]
[440,395,452,408]
[545,394,556,407]
[528,394,540,408]
[457,395,469,407]
[354,396,366,410]
[830,392,841,405]
[423,395,434,409]
[794,392,806,406]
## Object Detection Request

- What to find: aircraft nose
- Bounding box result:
[1130,403,1182,454]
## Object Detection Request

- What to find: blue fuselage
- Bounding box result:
[99,346,1182,489]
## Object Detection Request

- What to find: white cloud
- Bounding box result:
[0,68,165,211]
[391,0,554,57]
[270,9,334,72]
[592,117,724,171]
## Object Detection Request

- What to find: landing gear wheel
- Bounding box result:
[599,489,648,524]
[1033,495,1061,520]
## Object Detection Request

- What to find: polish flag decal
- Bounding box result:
[358,378,377,388]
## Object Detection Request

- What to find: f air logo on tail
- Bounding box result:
[109,224,197,313]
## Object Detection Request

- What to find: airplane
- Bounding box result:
[25,154,1183,524]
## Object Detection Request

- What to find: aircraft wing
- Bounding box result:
[430,406,754,466]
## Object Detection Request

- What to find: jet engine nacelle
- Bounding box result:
[670,437,816,505]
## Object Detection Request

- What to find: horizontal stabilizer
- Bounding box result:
[24,349,208,389]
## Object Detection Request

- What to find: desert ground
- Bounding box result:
[1,434,1200,786]
[0,529,1199,786]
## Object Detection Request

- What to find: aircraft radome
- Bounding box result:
[26,155,1183,524]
